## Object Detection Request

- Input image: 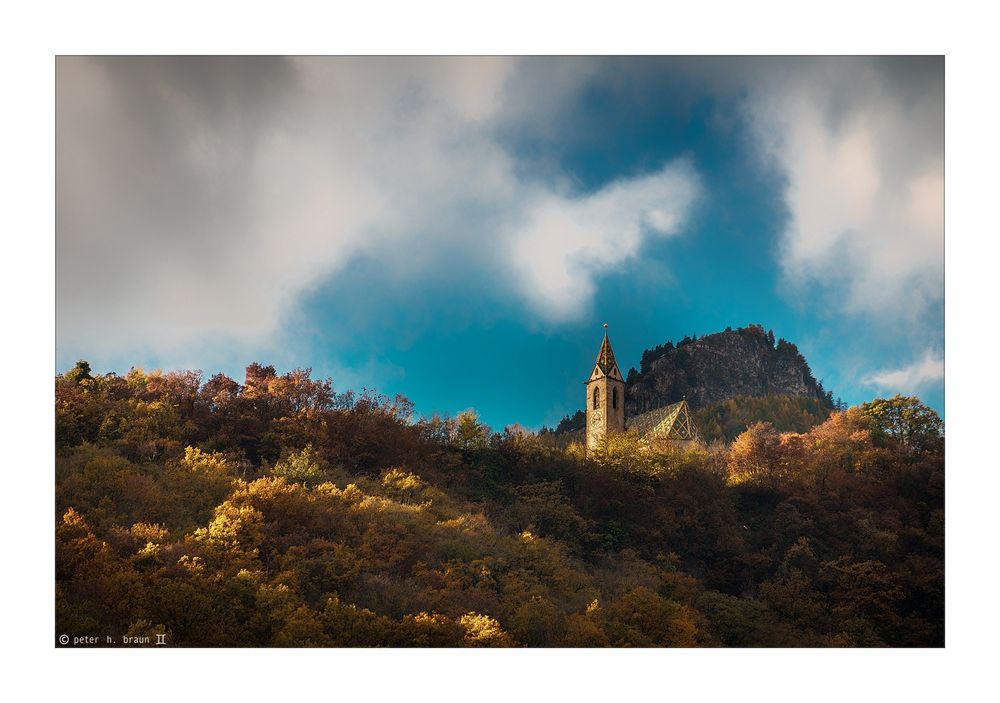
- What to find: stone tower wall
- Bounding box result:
[586,375,626,453]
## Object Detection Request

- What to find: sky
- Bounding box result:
[55,56,944,430]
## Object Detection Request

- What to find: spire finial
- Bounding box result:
[603,322,609,332]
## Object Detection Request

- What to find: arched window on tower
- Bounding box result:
[612,387,618,410]
[593,386,600,410]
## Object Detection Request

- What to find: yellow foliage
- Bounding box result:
[135,541,161,561]
[381,468,426,496]
[204,501,263,556]
[459,612,514,647]
[235,568,263,584]
[177,554,204,573]
[317,482,365,505]
[181,446,231,475]
[589,430,684,477]
[129,522,168,542]
[399,612,465,646]
[271,444,324,486]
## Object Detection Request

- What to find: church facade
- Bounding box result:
[585,325,702,454]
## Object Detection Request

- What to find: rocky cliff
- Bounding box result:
[624,324,832,414]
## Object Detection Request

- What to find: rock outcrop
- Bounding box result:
[624,324,832,413]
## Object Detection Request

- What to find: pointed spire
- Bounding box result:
[595,323,618,375]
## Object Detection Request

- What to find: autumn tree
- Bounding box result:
[271,445,324,486]
[857,395,943,453]
[453,410,490,450]
[728,422,783,488]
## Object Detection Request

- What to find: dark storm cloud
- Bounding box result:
[56,56,701,365]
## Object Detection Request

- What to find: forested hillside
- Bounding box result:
[694,395,835,443]
[625,324,834,413]
[56,361,944,647]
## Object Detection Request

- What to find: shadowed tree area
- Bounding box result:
[56,363,943,647]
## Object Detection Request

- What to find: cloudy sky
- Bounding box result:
[56,56,944,429]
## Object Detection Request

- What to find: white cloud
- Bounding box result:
[745,58,943,318]
[56,57,701,366]
[862,349,944,394]
[508,162,700,320]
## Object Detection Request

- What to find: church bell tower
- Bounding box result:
[586,324,626,454]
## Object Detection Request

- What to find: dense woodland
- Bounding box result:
[694,395,837,443]
[56,361,944,647]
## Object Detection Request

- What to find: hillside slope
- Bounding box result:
[55,362,943,647]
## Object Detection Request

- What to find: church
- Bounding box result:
[585,324,702,454]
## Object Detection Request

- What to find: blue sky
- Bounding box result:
[56,57,944,430]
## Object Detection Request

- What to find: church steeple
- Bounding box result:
[585,323,626,454]
[594,323,622,379]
